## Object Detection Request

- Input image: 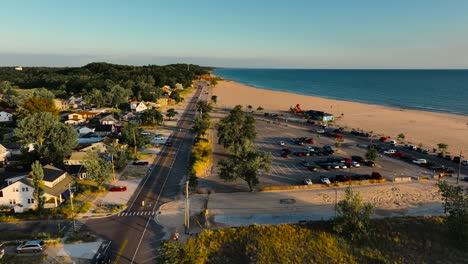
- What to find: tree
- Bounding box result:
[15,112,78,165]
[218,141,271,191]
[366,146,377,161]
[256,106,264,111]
[110,85,132,108]
[210,77,218,88]
[192,117,211,138]
[247,105,253,112]
[196,100,212,116]
[166,108,178,120]
[211,95,217,104]
[107,143,130,171]
[85,88,106,107]
[437,181,468,246]
[170,91,183,103]
[141,109,163,126]
[157,241,184,264]
[31,161,46,215]
[216,105,256,154]
[437,143,448,154]
[121,121,150,155]
[19,96,59,117]
[333,187,374,241]
[397,133,405,142]
[83,150,112,187]
[30,88,55,101]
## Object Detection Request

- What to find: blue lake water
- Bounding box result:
[214,69,468,116]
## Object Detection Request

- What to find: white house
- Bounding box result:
[0,165,74,213]
[0,111,13,122]
[130,102,148,112]
[99,114,119,125]
[68,95,83,109]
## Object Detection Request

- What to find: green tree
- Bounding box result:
[334,187,374,241]
[19,96,59,117]
[437,181,468,246]
[211,95,217,104]
[31,160,46,215]
[30,88,55,101]
[437,143,448,154]
[166,108,178,120]
[170,91,183,103]
[196,100,212,115]
[247,105,253,112]
[121,121,150,155]
[218,141,272,191]
[141,109,163,126]
[83,150,113,187]
[216,105,256,154]
[15,112,78,165]
[256,106,264,111]
[366,146,377,161]
[397,133,405,142]
[210,77,218,88]
[192,116,211,138]
[110,85,132,108]
[107,143,130,171]
[157,241,184,264]
[85,88,106,107]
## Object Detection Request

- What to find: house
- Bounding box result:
[0,111,13,122]
[0,165,75,212]
[305,110,335,122]
[161,85,172,95]
[63,165,87,180]
[65,111,99,125]
[0,142,22,156]
[64,152,87,165]
[95,124,116,136]
[15,66,23,71]
[68,95,83,109]
[0,144,10,162]
[130,102,148,112]
[121,112,137,121]
[99,114,119,125]
[80,142,107,153]
[78,127,95,136]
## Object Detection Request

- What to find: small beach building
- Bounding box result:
[305,110,335,122]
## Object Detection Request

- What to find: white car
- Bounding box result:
[412,159,427,164]
[351,161,360,167]
[303,178,313,185]
[320,176,331,184]
[383,149,397,154]
[462,160,468,166]
[279,141,285,146]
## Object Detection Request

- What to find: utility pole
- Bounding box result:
[68,183,76,232]
[457,150,463,184]
[184,180,190,235]
[111,153,116,182]
[133,129,137,157]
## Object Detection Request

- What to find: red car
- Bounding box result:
[334,134,344,140]
[109,186,127,192]
[391,152,404,158]
[379,137,388,142]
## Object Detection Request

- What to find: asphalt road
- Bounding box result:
[86,83,205,264]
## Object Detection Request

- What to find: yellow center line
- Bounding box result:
[113,239,128,264]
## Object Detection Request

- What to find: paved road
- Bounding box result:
[86,83,205,264]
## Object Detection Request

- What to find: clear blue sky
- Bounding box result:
[1,0,468,68]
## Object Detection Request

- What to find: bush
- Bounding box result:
[64,231,97,244]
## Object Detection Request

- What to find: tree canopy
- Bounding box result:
[121,121,150,154]
[82,149,112,187]
[15,112,78,165]
[140,109,163,127]
[31,160,46,215]
[216,105,256,154]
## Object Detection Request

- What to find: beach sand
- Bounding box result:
[214,80,468,155]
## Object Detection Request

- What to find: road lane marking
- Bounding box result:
[113,239,128,264]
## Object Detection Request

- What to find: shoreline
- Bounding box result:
[218,78,468,117]
[213,80,468,155]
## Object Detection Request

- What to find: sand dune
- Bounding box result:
[214,80,468,155]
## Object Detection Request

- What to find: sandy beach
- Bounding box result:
[214,80,468,155]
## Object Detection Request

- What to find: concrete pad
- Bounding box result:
[47,240,103,260]
[100,179,142,205]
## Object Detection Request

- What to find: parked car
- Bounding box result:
[281,152,289,158]
[300,160,311,167]
[109,186,127,192]
[307,166,319,172]
[281,148,292,154]
[363,160,375,167]
[279,141,285,146]
[303,178,313,185]
[371,172,383,180]
[444,155,452,160]
[453,156,461,163]
[320,176,331,184]
[16,240,46,253]
[133,160,149,165]
[165,140,173,146]
[350,161,360,167]
[391,151,404,158]
[383,149,397,154]
[462,160,468,166]
[389,140,397,146]
[379,137,388,142]
[351,156,365,163]
[437,153,444,158]
[336,175,351,182]
[412,159,427,164]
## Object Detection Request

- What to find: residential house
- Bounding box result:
[0,142,22,156]
[78,126,95,136]
[95,124,116,136]
[0,165,75,212]
[65,111,99,125]
[15,66,23,71]
[130,102,148,112]
[0,144,10,162]
[0,111,13,122]
[63,165,87,180]
[155,96,170,108]
[121,112,137,122]
[99,114,119,125]
[53,99,69,111]
[65,142,107,165]
[68,95,83,109]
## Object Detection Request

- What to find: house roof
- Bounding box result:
[43,165,67,182]
[76,111,99,116]
[95,124,114,132]
[100,114,118,122]
[63,164,85,175]
[0,142,21,150]
[0,144,7,153]
[22,174,75,197]
[68,152,87,161]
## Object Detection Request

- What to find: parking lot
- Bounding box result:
[254,117,436,187]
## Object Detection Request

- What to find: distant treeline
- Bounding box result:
[0,62,212,100]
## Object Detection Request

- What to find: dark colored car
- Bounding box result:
[307,165,319,172]
[437,153,444,158]
[445,155,452,160]
[351,156,365,163]
[281,148,292,154]
[281,152,289,158]
[109,186,127,192]
[371,172,383,180]
[133,161,149,165]
[165,141,173,146]
[363,160,375,167]
[453,156,461,163]
[336,175,351,182]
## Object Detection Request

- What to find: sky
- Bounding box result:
[1,0,468,68]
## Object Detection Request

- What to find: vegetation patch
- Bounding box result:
[93,204,126,214]
[64,231,97,244]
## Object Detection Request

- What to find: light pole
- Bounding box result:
[184,180,190,235]
[68,183,76,232]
